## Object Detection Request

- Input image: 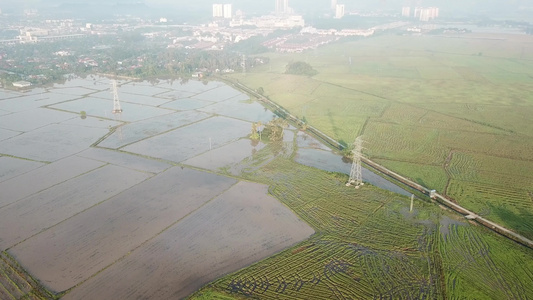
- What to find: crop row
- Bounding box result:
[214,234,440,300]
[439,224,533,299]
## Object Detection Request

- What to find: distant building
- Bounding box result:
[331,0,337,11]
[159,17,168,23]
[223,4,232,19]
[13,81,32,88]
[402,7,410,18]
[413,7,438,21]
[335,4,345,19]
[213,4,223,18]
[275,0,289,14]
[414,7,422,19]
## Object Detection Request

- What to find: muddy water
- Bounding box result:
[97,110,210,149]
[10,167,238,292]
[122,116,251,163]
[62,182,314,300]
[294,134,411,196]
[183,138,266,170]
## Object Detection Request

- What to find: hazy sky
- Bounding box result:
[1,0,531,19]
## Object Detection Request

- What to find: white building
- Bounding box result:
[13,81,32,88]
[414,7,422,19]
[401,7,410,17]
[331,0,337,11]
[275,0,289,14]
[223,4,232,19]
[213,4,223,18]
[335,4,345,19]
[418,7,439,21]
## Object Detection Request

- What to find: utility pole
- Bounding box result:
[241,54,246,74]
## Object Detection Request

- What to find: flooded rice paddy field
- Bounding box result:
[0,77,316,298]
[63,182,314,300]
[0,76,407,298]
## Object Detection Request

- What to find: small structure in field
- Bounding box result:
[12,81,32,88]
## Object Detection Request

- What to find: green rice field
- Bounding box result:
[226,33,533,240]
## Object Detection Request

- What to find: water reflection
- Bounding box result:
[294,134,411,196]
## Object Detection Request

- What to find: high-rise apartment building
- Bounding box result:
[414,7,422,19]
[275,0,289,14]
[331,0,337,11]
[213,4,223,18]
[335,4,345,19]
[418,7,439,21]
[223,4,232,19]
[402,7,410,17]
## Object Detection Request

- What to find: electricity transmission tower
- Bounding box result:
[241,54,246,74]
[111,80,123,114]
[347,136,364,188]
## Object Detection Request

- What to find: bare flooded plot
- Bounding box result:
[0,165,151,250]
[0,108,75,132]
[0,124,108,162]
[120,92,173,106]
[0,90,19,100]
[10,167,237,293]
[0,156,105,208]
[0,92,82,113]
[49,97,173,122]
[122,116,251,162]
[0,156,45,183]
[157,80,224,94]
[90,90,171,106]
[0,128,20,141]
[0,109,11,116]
[112,82,169,96]
[57,78,110,90]
[77,148,171,174]
[50,86,99,96]
[60,116,121,129]
[98,110,210,149]
[192,85,245,102]
[63,181,314,300]
[160,97,213,110]
[199,97,276,123]
[183,139,265,171]
[157,90,197,101]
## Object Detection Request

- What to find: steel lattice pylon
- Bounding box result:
[111,80,122,114]
[241,54,246,74]
[347,136,363,188]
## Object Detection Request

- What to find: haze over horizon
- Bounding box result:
[1,0,532,20]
